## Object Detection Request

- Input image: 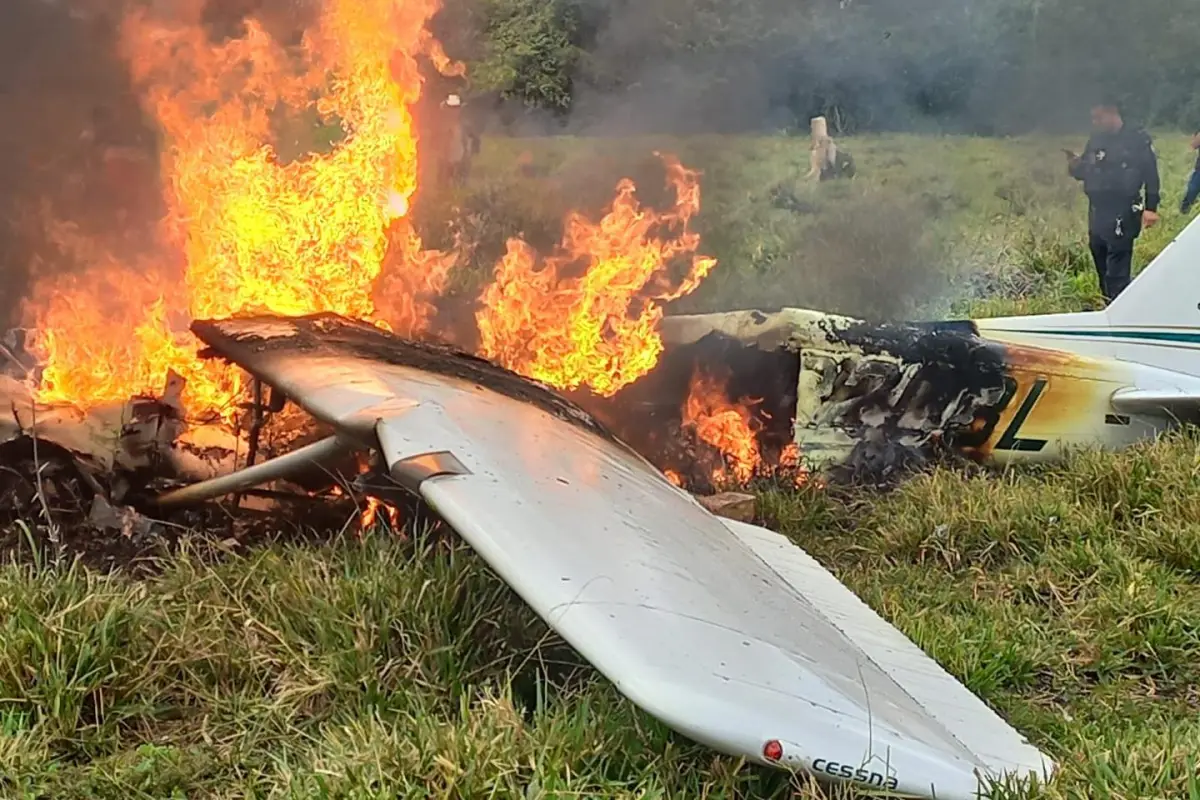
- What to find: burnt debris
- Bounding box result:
[804,315,1014,479]
[586,330,803,491]
[1,303,1036,575]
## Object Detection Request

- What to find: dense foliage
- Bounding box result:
[442,0,1200,134]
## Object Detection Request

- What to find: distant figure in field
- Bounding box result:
[436,93,482,187]
[439,93,467,185]
[1066,99,1160,304]
[806,116,856,182]
[1180,130,1200,215]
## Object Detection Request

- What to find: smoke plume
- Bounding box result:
[0,0,158,332]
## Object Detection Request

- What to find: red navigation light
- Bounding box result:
[763,739,783,761]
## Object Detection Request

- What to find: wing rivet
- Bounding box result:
[763,740,783,761]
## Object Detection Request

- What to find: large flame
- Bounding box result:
[681,366,764,487]
[23,0,458,416]
[679,366,811,490]
[19,0,719,430]
[476,155,716,396]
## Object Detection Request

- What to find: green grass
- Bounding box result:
[440,131,1199,321]
[7,132,1200,797]
[7,435,1200,798]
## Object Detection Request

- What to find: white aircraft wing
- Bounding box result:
[191,314,1054,800]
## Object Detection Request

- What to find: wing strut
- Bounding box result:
[153,434,359,508]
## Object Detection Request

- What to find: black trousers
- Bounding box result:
[1088,203,1140,304]
[1088,234,1134,303]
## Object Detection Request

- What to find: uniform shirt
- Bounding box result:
[1069,125,1161,212]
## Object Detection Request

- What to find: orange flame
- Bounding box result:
[18,1,721,435]
[476,155,716,396]
[779,442,810,488]
[361,496,402,531]
[681,367,763,487]
[22,0,457,416]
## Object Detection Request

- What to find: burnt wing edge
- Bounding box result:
[190,313,628,447]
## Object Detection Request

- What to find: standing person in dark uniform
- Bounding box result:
[1066,99,1161,304]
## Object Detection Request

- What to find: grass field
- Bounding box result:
[436,131,1198,321]
[5,132,1200,799]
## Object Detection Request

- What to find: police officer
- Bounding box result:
[1066,99,1161,304]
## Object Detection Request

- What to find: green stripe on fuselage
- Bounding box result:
[990,329,1200,346]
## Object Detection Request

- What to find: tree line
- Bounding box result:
[432,0,1200,135]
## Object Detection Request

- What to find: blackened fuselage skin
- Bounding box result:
[648,308,1179,482]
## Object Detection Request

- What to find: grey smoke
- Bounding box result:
[0,0,154,330]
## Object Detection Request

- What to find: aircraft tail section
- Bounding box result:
[977,216,1200,379]
[1106,215,1200,331]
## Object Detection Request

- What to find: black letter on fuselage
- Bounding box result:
[995,377,1049,452]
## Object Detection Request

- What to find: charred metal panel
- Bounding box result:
[657,309,1060,478]
[789,318,1012,477]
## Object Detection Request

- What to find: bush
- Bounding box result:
[467,0,582,111]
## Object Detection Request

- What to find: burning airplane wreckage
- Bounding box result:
[5,297,1157,541]
[12,260,1198,530]
[2,311,1058,799]
[12,213,1200,800]
[51,0,1200,793]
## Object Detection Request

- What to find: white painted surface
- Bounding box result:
[980,214,1200,379]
